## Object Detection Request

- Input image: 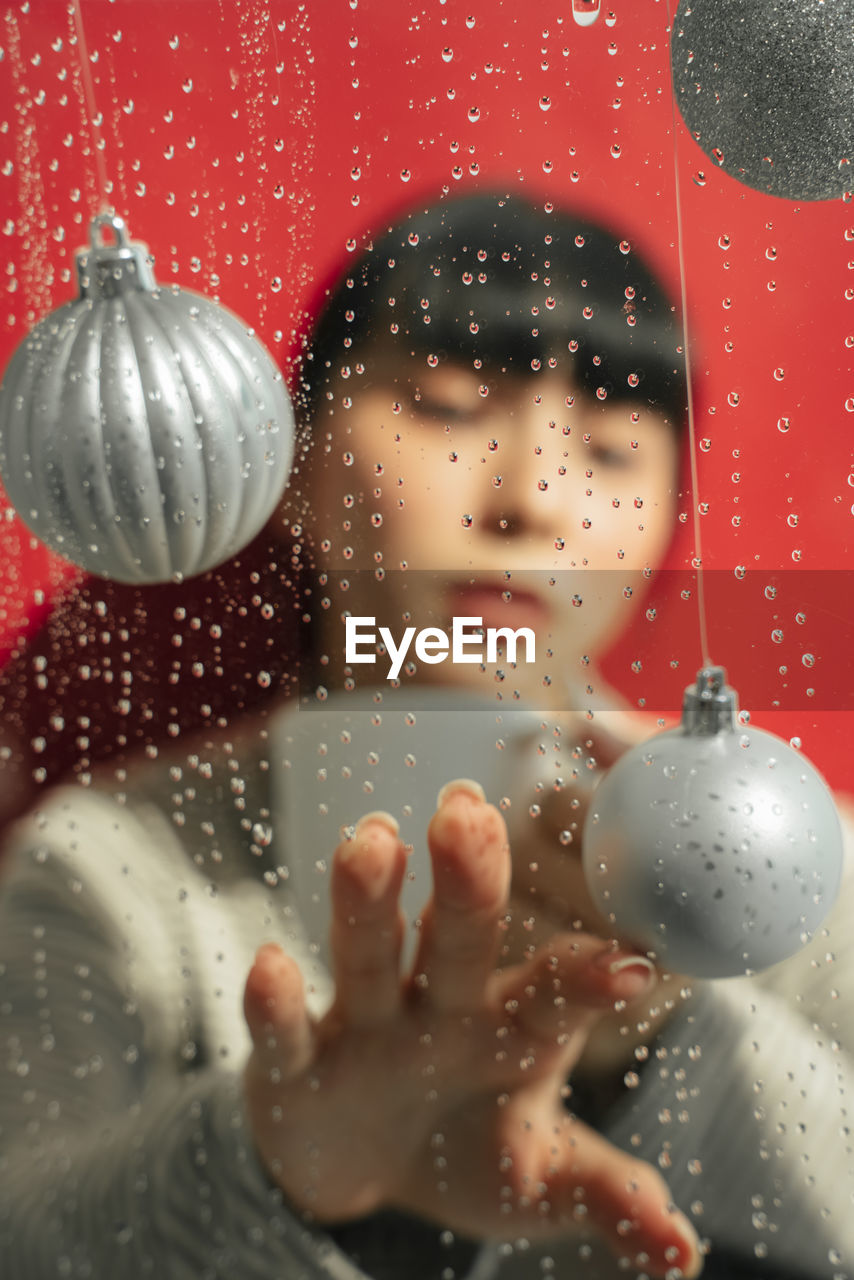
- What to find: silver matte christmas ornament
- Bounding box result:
[0,213,295,584]
[671,0,854,202]
[583,667,844,979]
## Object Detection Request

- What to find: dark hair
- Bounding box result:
[301,191,687,427]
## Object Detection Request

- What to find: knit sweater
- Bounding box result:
[0,718,852,1279]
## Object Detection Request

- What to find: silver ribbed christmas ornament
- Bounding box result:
[0,213,295,583]
[671,0,854,202]
[583,667,844,978]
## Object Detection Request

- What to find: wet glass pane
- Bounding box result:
[0,3,852,1278]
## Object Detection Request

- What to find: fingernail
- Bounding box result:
[254,942,284,964]
[437,778,486,808]
[606,954,657,978]
[353,810,400,837]
[252,942,290,973]
[670,1215,703,1278]
[593,949,657,992]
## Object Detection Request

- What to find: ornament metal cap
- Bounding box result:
[681,665,738,735]
[76,211,156,300]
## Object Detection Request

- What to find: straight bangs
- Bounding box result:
[302,193,687,426]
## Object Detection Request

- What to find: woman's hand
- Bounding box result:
[242,782,702,1278]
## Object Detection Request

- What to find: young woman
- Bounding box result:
[0,193,850,1280]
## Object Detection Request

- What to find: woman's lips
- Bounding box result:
[448,584,554,633]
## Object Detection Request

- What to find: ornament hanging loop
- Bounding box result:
[77,211,156,300]
[89,211,131,253]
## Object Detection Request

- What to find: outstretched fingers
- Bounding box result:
[244,942,314,1080]
[412,780,512,1011]
[330,811,409,1026]
[547,1122,703,1278]
[493,934,658,1054]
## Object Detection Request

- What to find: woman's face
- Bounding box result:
[301,351,681,706]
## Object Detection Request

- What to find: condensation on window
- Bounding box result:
[0,4,852,1279]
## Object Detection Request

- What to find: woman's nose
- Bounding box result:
[480,389,575,537]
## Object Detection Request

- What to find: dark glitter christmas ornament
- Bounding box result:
[671,0,854,201]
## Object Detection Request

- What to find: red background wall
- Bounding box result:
[1,0,852,802]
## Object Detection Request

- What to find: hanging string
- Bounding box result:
[664,0,713,670]
[69,0,111,214]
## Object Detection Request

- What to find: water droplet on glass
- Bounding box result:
[252,822,273,847]
[572,0,602,23]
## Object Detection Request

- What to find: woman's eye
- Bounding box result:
[412,392,481,424]
[588,440,633,468]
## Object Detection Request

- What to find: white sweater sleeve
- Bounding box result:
[0,788,374,1280]
[491,846,854,1280]
[597,846,854,1278]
